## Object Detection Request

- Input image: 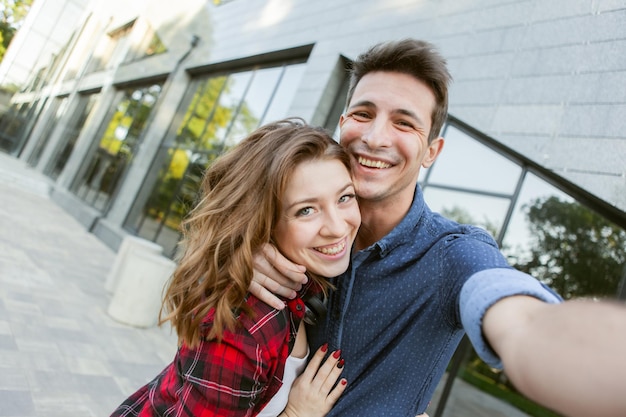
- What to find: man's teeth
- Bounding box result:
[358,156,390,169]
[317,241,346,255]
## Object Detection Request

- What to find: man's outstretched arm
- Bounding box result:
[483,295,626,417]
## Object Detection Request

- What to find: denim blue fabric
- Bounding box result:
[308,186,561,416]
[460,268,562,369]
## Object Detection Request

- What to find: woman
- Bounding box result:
[111,118,361,417]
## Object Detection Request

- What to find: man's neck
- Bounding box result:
[354,195,413,251]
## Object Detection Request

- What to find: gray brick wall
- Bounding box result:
[8,0,626,212]
[200,0,626,210]
[192,0,626,210]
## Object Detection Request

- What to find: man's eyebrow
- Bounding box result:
[347,99,376,110]
[349,100,426,125]
[394,108,427,126]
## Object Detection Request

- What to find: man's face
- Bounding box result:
[339,71,443,206]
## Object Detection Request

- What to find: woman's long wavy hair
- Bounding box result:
[160,118,351,348]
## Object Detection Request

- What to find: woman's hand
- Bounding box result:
[279,344,347,417]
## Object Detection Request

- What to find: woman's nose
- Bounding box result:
[320,209,345,237]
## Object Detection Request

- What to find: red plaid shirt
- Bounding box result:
[111,293,306,417]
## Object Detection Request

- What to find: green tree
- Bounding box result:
[514,196,626,299]
[0,0,33,62]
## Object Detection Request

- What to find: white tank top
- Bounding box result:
[256,350,309,416]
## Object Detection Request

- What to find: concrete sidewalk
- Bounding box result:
[0,152,530,417]
[0,153,177,417]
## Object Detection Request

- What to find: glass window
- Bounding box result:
[45,93,100,179]
[125,24,167,63]
[0,102,32,153]
[422,124,524,239]
[0,99,43,155]
[27,96,69,167]
[502,173,626,299]
[423,187,511,239]
[427,125,522,195]
[259,63,306,124]
[84,22,134,74]
[125,62,307,257]
[72,83,162,212]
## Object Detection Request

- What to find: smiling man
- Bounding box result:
[251,39,626,417]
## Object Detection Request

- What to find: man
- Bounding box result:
[251,39,626,417]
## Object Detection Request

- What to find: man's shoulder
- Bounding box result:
[427,211,497,246]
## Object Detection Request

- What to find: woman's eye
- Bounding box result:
[295,207,314,217]
[339,193,356,203]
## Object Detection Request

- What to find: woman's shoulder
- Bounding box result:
[234,294,290,346]
[194,296,289,364]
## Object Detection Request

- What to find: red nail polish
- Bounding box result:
[333,349,341,359]
[321,343,328,353]
[338,359,345,368]
[341,379,347,385]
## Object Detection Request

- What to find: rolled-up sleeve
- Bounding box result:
[460,268,562,369]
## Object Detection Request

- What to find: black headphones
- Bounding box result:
[303,292,327,326]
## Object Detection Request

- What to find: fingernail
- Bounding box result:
[338,359,345,368]
[332,349,341,359]
[341,379,347,385]
[321,343,328,353]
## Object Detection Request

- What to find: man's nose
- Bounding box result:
[361,119,391,148]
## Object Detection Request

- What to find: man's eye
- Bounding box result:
[396,120,414,129]
[350,111,370,121]
[296,207,314,217]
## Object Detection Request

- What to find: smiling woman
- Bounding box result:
[273,158,360,280]
[110,118,358,417]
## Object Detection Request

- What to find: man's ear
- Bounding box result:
[422,136,444,168]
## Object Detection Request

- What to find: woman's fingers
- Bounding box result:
[300,343,329,381]
[325,376,347,405]
[285,344,347,416]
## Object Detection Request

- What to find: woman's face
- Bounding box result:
[273,158,360,278]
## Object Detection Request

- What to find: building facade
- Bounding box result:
[1,0,625,415]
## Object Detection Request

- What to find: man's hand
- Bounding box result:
[279,344,347,417]
[250,243,308,309]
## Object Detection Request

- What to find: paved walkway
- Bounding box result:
[0,151,530,417]
[0,153,178,417]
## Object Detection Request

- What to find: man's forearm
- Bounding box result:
[484,296,626,417]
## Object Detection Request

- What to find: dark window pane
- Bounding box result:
[72,84,162,212]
